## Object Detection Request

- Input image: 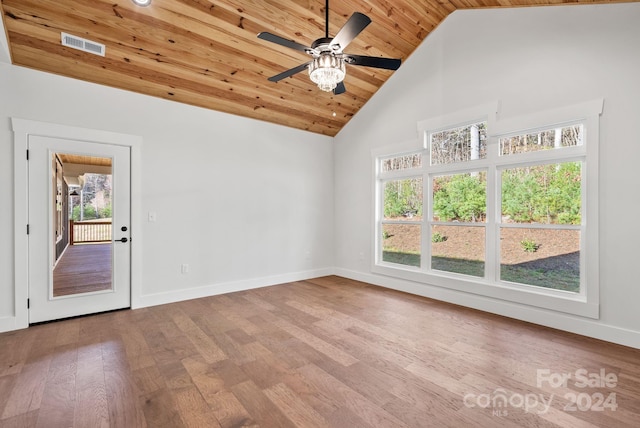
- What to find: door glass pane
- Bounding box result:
[52,153,113,297]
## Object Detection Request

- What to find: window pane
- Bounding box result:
[382,224,421,267]
[500,124,583,155]
[381,153,422,172]
[430,121,487,165]
[431,225,484,277]
[501,162,581,225]
[500,228,580,292]
[432,172,486,222]
[383,178,423,221]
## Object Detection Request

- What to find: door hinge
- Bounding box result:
[27,224,30,235]
[26,149,29,160]
[27,298,30,309]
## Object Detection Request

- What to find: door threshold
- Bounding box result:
[29,306,131,326]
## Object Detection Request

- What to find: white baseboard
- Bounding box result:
[0,315,20,334]
[133,267,335,309]
[334,267,640,350]
[5,265,639,351]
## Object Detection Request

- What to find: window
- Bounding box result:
[380,153,422,267]
[431,171,486,278]
[374,101,602,318]
[430,121,487,164]
[429,121,488,279]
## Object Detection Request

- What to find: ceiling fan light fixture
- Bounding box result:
[132,0,152,6]
[309,54,345,92]
[259,5,398,95]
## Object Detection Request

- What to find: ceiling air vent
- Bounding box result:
[61,32,105,57]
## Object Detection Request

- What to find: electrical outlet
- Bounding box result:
[148,211,157,222]
[181,264,189,274]
[359,252,365,261]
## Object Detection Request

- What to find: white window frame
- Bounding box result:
[374,141,424,270]
[372,100,602,318]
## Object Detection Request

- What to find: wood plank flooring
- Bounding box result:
[1,276,639,427]
[53,244,112,297]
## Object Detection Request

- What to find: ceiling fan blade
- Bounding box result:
[329,12,371,52]
[345,54,401,70]
[258,32,310,53]
[333,81,346,95]
[267,62,311,82]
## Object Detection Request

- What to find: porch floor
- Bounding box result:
[53,243,112,297]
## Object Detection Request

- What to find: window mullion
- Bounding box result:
[485,138,499,282]
[379,169,420,181]
[485,164,497,282]
[422,171,431,271]
[494,151,585,170]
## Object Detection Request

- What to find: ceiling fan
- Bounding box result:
[257,0,401,95]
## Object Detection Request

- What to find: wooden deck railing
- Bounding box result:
[70,220,112,244]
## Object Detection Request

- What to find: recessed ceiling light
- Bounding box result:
[132,0,151,6]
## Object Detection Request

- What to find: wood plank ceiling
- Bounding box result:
[57,153,112,168]
[1,0,635,136]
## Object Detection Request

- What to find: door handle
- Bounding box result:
[116,237,128,243]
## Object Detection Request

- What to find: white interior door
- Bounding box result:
[28,135,131,323]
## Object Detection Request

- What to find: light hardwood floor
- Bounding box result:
[1,276,639,427]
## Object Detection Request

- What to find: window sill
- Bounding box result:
[371,263,598,319]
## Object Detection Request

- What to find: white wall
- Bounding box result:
[334,4,640,347]
[0,15,10,64]
[0,62,334,327]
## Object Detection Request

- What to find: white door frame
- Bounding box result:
[12,118,143,329]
